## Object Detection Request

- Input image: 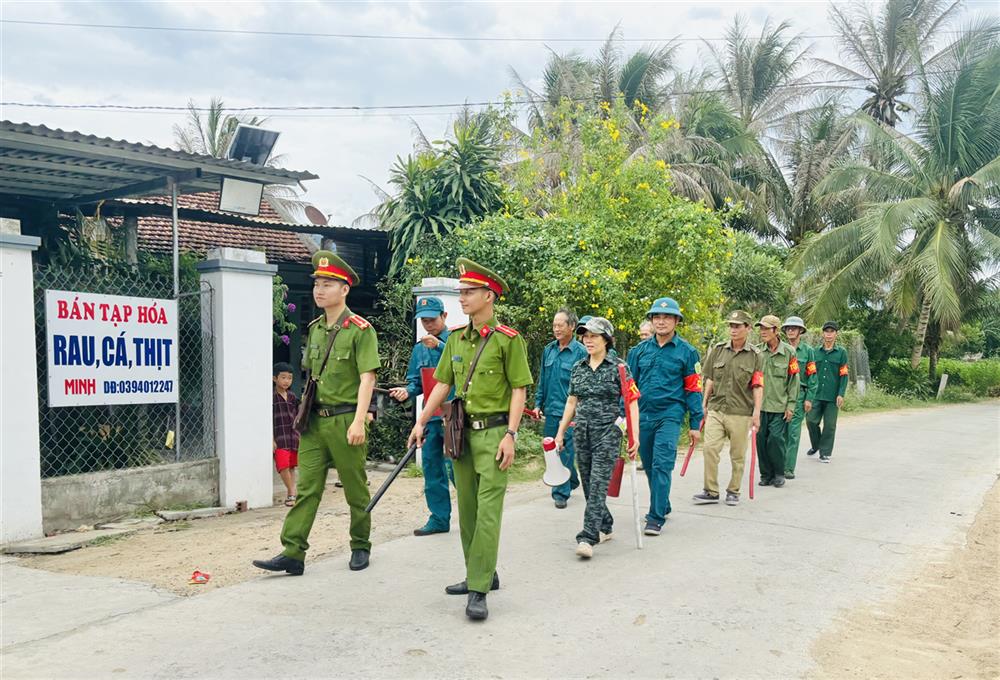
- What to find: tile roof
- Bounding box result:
[137,214,312,263]
[118,191,286,221]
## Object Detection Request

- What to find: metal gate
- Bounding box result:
[33,264,216,478]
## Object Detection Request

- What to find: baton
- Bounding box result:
[365,443,418,513]
[679,420,706,477]
[630,458,643,550]
[748,427,757,501]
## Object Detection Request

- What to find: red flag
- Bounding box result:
[420,367,443,417]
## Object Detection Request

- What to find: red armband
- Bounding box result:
[788,357,800,375]
[805,361,817,376]
[627,378,641,401]
[683,373,702,393]
[839,364,849,377]
[750,370,764,388]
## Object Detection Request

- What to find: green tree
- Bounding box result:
[794,25,1000,376]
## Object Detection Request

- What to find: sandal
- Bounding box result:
[284,495,296,507]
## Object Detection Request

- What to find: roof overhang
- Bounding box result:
[0,120,319,205]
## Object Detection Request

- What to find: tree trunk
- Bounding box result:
[910,297,932,369]
[926,320,941,386]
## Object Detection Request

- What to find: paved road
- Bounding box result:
[3,402,998,679]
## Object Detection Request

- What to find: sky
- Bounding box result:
[2,1,997,226]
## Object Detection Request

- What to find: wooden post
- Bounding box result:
[936,374,949,400]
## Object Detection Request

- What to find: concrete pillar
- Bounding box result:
[197,248,277,509]
[123,215,138,266]
[0,229,44,544]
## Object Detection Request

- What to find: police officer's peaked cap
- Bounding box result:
[311,250,360,286]
[415,296,446,319]
[782,316,807,331]
[822,320,840,331]
[755,314,782,329]
[646,296,683,320]
[726,310,753,325]
[456,258,508,296]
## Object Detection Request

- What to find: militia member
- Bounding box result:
[781,316,817,478]
[695,310,763,506]
[753,315,800,488]
[388,296,454,536]
[408,258,532,622]
[535,307,587,509]
[806,321,850,463]
[253,251,380,576]
[638,320,654,341]
[554,317,639,558]
[626,297,703,535]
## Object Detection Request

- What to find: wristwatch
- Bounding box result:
[505,428,518,440]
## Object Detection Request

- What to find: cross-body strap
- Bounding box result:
[460,330,493,396]
[305,309,352,383]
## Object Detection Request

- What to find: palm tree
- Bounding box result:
[821,0,962,127]
[793,25,1000,375]
[705,16,813,136]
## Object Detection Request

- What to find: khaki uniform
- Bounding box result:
[701,340,763,496]
[756,341,800,483]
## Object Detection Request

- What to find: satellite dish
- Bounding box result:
[225,124,280,165]
[304,205,328,225]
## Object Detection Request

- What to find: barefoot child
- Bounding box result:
[272,362,300,506]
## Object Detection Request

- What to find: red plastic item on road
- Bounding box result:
[748,427,757,500]
[607,457,625,497]
[189,570,211,585]
[679,420,706,477]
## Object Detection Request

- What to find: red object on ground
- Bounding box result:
[420,368,443,417]
[189,570,211,585]
[679,420,706,477]
[273,448,298,472]
[749,427,757,500]
[607,457,625,497]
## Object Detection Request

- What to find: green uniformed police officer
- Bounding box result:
[753,315,800,488]
[253,250,380,576]
[806,321,850,463]
[408,258,533,622]
[781,316,818,477]
[694,310,764,506]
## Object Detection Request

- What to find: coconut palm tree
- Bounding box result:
[794,24,1000,374]
[820,0,962,127]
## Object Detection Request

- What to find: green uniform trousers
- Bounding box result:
[784,391,807,474]
[755,411,787,482]
[452,425,508,594]
[806,399,839,457]
[280,412,371,560]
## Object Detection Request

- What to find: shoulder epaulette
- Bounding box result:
[307,315,323,328]
[494,324,519,338]
[347,314,371,330]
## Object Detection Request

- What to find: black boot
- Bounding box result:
[251,554,304,575]
[466,592,488,620]
[445,572,500,595]
[349,549,370,571]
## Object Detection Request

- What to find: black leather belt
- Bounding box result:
[465,413,509,431]
[314,404,356,417]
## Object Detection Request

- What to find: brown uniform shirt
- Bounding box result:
[703,340,764,416]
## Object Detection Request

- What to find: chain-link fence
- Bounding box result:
[34,264,215,478]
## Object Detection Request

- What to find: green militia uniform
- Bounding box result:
[806,345,849,459]
[433,318,532,594]
[280,310,380,560]
[568,355,634,546]
[756,341,800,483]
[784,343,817,475]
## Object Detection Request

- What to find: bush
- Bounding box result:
[877,359,934,399]
[839,382,914,413]
[936,358,1000,396]
[877,357,1000,398]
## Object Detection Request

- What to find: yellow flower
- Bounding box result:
[590,279,597,285]
[538,306,546,312]
[559,170,567,179]
[637,182,650,191]
[406,258,414,264]
[655,160,667,170]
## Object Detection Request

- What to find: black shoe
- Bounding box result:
[466,592,488,621]
[349,549,370,571]
[251,554,304,575]
[819,455,830,464]
[772,476,786,488]
[759,478,773,486]
[554,499,567,509]
[413,524,449,537]
[806,448,818,456]
[785,471,795,480]
[445,572,500,595]
[692,491,720,504]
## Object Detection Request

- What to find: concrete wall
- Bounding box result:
[41,459,219,533]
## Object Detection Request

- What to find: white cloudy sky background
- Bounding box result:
[2,1,996,225]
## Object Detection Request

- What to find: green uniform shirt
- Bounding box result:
[305,308,380,407]
[814,344,850,402]
[703,340,764,416]
[759,340,800,413]
[433,316,533,416]
[793,341,819,403]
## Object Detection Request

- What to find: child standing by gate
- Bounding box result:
[272,362,300,506]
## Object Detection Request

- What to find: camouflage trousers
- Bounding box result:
[574,420,623,546]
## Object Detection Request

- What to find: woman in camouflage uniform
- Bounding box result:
[554,317,640,559]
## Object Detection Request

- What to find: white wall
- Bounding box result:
[0,231,44,544]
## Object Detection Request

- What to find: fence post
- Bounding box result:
[197,248,277,509]
[0,228,44,543]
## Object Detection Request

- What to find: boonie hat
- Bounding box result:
[782,316,807,331]
[415,296,445,319]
